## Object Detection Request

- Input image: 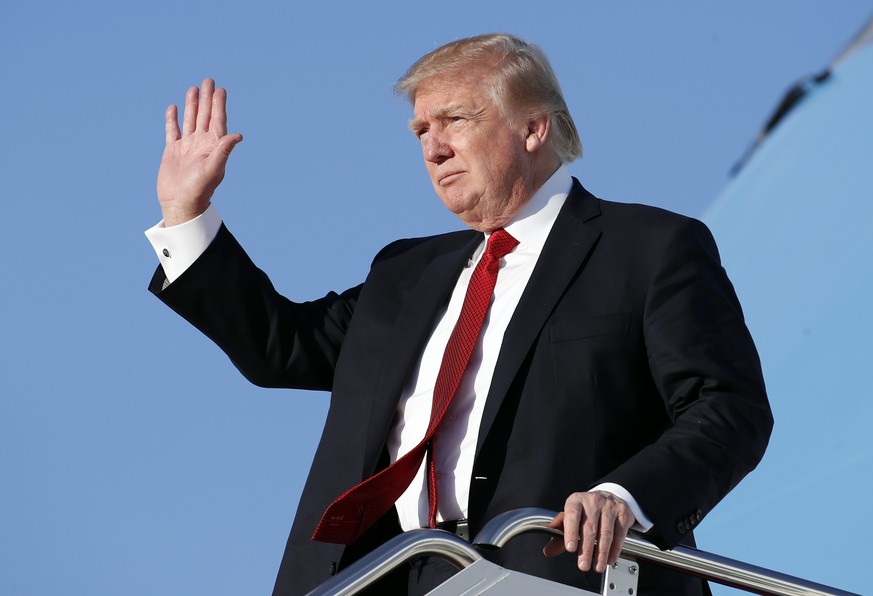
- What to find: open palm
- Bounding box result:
[157,78,243,227]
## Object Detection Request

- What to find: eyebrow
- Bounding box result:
[408,103,471,133]
[407,118,426,134]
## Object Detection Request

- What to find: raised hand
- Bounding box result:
[157,78,243,226]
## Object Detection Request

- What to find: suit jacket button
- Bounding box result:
[677,521,687,534]
[329,561,337,576]
[696,509,703,521]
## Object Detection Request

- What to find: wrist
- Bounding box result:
[160,203,209,228]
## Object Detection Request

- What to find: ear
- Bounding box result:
[523,112,551,153]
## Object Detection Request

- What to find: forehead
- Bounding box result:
[411,69,496,116]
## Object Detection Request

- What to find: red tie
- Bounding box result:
[311,229,518,544]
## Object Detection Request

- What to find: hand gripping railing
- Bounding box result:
[309,507,860,596]
[475,508,860,596]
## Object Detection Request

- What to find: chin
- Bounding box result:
[438,199,470,216]
[440,189,480,214]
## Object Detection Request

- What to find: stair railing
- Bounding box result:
[308,507,860,596]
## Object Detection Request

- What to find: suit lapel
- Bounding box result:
[475,181,602,460]
[363,233,482,472]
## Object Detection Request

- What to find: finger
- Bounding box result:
[197,78,215,132]
[606,507,634,567]
[607,519,631,568]
[543,536,566,557]
[543,512,566,557]
[165,105,180,145]
[182,86,199,136]
[578,507,600,571]
[561,504,582,554]
[547,511,565,529]
[212,87,228,138]
[594,512,616,573]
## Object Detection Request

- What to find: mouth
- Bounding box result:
[438,171,464,186]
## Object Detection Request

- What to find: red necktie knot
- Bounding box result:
[485,229,518,262]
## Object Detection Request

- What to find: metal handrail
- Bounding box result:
[308,508,860,595]
[474,508,861,596]
[307,529,482,595]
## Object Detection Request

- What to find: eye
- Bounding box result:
[415,127,429,139]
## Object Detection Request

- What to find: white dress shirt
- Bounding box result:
[145,166,652,532]
[389,166,567,529]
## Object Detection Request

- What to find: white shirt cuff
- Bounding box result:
[144,204,222,285]
[590,482,654,533]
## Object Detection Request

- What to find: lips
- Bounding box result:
[438,171,464,185]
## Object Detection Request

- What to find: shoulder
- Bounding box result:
[573,181,714,245]
[371,229,480,266]
[569,178,702,230]
[569,180,721,268]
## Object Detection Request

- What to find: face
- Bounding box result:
[410,70,545,232]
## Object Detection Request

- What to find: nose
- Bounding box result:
[423,130,452,163]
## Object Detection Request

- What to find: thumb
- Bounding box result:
[210,133,244,167]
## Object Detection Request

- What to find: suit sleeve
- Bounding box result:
[600,217,773,548]
[149,224,361,391]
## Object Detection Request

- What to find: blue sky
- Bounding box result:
[2,2,871,594]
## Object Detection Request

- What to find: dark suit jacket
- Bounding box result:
[150,180,772,595]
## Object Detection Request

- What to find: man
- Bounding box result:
[147,34,772,595]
